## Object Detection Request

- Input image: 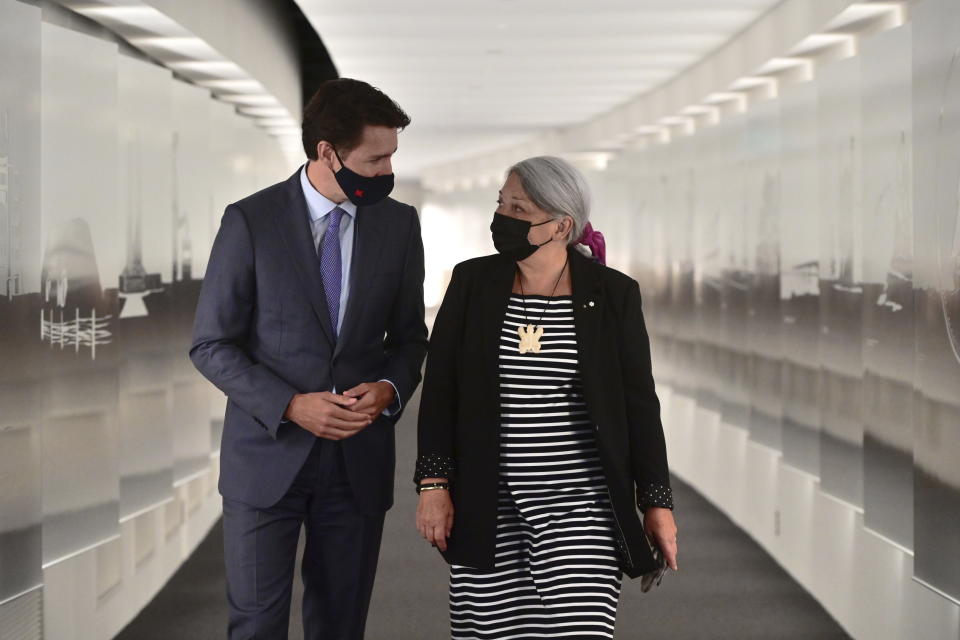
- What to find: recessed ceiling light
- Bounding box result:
[825,2,906,30]
[704,91,744,104]
[787,33,856,57]
[73,6,172,31]
[239,106,291,118]
[256,117,299,128]
[263,126,302,136]
[755,57,813,75]
[728,76,777,91]
[219,94,280,106]
[196,79,265,93]
[681,105,717,116]
[634,125,666,135]
[167,60,246,78]
[130,36,218,59]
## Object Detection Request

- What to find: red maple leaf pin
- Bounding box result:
[354,189,365,197]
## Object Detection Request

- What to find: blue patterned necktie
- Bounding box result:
[319,206,345,338]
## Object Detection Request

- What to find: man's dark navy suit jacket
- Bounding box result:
[190,168,427,514]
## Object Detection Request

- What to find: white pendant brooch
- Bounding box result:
[517,324,544,354]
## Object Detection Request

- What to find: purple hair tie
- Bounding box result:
[578,222,606,265]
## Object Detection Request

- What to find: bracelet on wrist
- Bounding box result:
[417,482,450,494]
[419,485,448,493]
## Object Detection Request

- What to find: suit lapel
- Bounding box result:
[569,249,604,413]
[479,255,516,393]
[333,204,386,358]
[276,170,335,346]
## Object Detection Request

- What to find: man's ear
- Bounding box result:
[317,141,337,170]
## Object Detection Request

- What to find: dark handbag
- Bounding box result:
[640,532,668,593]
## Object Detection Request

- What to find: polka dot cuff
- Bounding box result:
[414,453,456,486]
[638,483,674,512]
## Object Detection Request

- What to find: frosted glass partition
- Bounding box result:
[636,141,673,382]
[692,122,726,418]
[39,22,121,566]
[420,185,497,309]
[0,5,294,615]
[860,24,915,551]
[911,0,960,602]
[744,98,783,452]
[779,78,822,478]
[668,134,698,401]
[170,80,212,484]
[817,53,866,510]
[116,54,176,520]
[717,114,750,433]
[0,0,43,603]
[588,161,635,277]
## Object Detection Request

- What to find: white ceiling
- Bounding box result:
[295,0,785,178]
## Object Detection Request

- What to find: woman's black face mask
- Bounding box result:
[490,212,553,261]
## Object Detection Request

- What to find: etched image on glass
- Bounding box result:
[39,22,121,566]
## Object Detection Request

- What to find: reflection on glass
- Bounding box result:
[914,40,960,601]
[119,137,163,319]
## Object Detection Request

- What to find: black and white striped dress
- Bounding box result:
[449,294,622,639]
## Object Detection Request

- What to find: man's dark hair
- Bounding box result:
[301,78,411,160]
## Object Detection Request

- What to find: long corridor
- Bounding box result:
[6,1,960,638]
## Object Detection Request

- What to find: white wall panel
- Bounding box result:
[39,21,120,567]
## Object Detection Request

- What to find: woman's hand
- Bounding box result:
[643,507,678,571]
[416,484,454,552]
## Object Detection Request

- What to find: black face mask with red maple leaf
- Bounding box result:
[333,148,395,206]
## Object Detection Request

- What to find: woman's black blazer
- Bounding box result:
[417,247,672,577]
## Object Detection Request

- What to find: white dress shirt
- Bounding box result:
[298,163,400,416]
[300,163,356,331]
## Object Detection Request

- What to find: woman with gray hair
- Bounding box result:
[415,156,678,638]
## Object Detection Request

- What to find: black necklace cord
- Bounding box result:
[517,255,569,328]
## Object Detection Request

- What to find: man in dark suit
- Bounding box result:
[190,78,427,639]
